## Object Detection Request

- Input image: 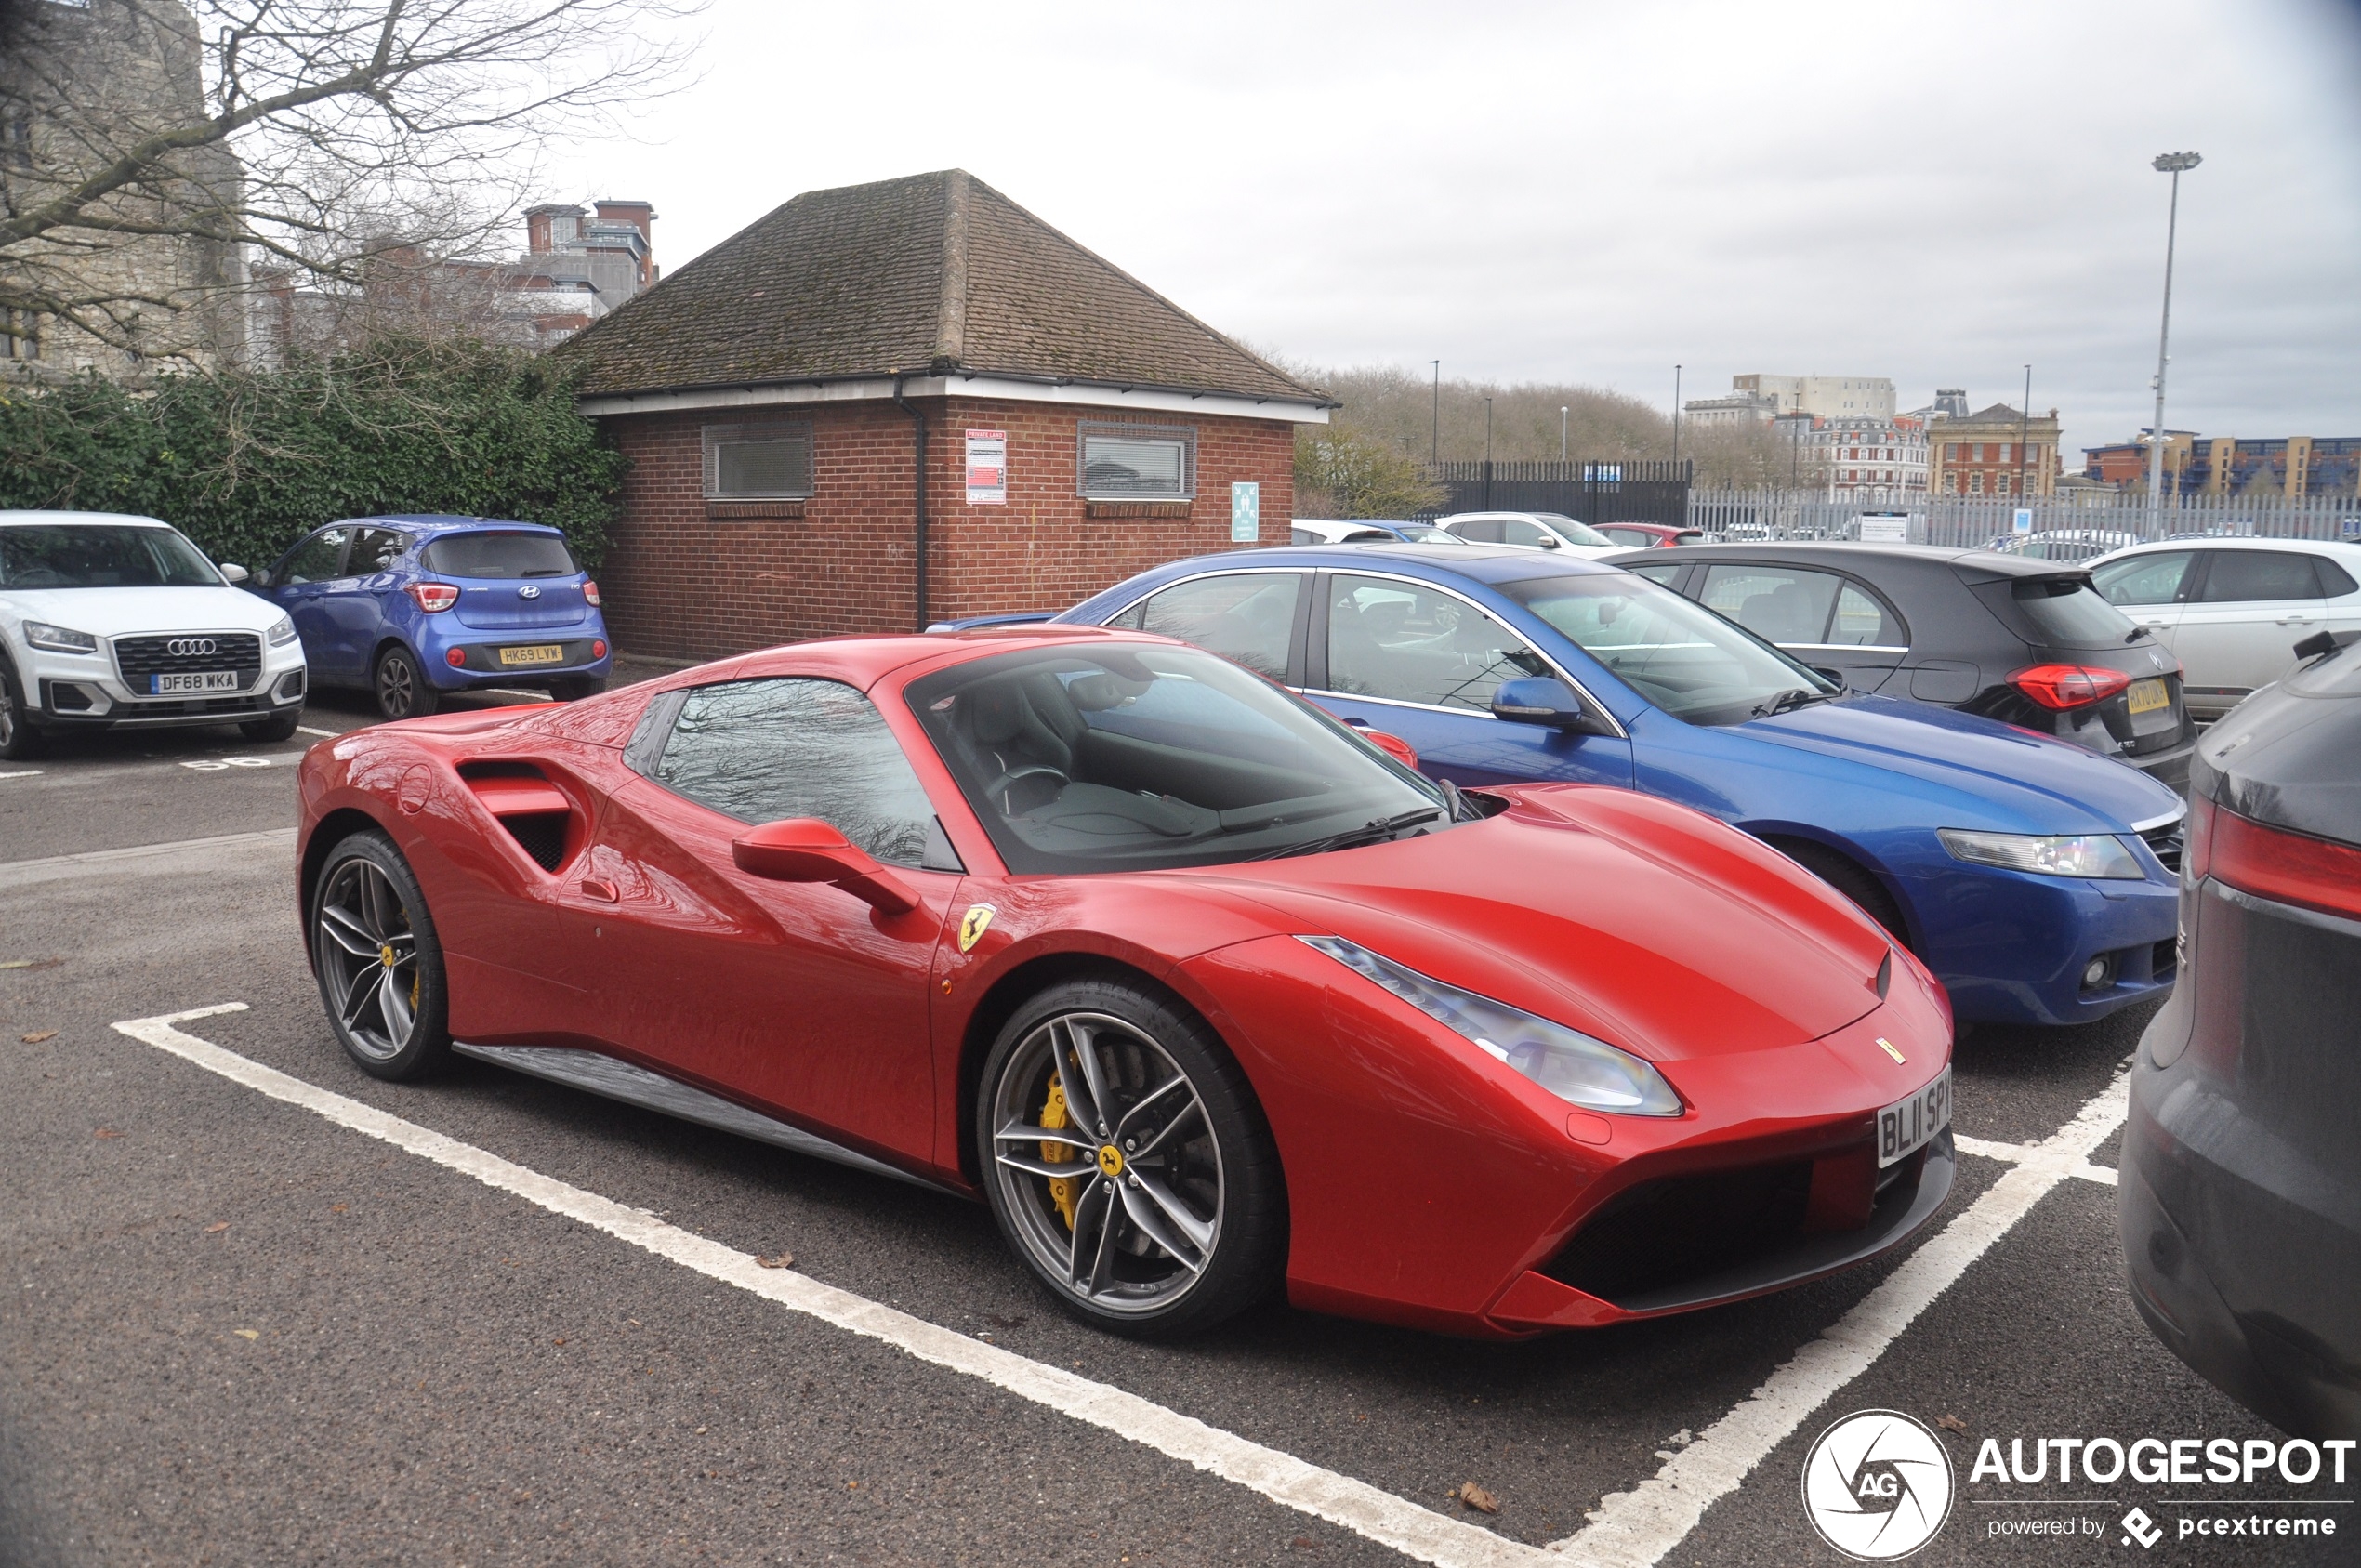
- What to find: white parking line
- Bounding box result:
[112,1005,1557,1568]
[297,725,338,738]
[0,769,40,780]
[1552,1074,2131,1567]
[1955,1131,2117,1185]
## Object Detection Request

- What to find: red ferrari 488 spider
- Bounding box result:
[296,626,1956,1338]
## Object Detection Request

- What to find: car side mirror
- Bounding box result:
[218,562,251,585]
[732,818,918,915]
[1342,719,1420,771]
[1492,677,1614,735]
[1809,665,1850,692]
[1537,535,1562,549]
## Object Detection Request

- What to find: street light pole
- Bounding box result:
[1560,405,1568,462]
[1671,364,1682,468]
[1430,360,1441,467]
[1482,396,1494,510]
[2016,363,2031,500]
[2147,152,2201,533]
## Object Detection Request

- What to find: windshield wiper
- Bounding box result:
[1751,687,1835,718]
[1255,807,1442,861]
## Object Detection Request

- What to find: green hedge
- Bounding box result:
[0,339,626,571]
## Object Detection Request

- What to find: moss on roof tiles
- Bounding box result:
[553,170,1323,406]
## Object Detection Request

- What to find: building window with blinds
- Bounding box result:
[1076,422,1195,501]
[704,421,814,499]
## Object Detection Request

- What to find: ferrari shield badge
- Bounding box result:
[957,903,997,953]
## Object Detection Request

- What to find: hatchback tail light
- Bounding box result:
[406,582,460,613]
[2010,663,2134,710]
[2207,799,2361,921]
[582,579,601,607]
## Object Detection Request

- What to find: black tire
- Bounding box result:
[0,656,43,761]
[309,830,452,1081]
[1768,835,1913,948]
[976,976,1286,1338]
[553,676,607,702]
[373,645,440,721]
[240,707,303,743]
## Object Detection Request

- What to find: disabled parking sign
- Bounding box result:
[2012,508,2033,534]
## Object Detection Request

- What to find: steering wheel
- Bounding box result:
[983,763,1069,810]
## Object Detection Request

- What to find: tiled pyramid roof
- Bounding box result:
[554,170,1325,406]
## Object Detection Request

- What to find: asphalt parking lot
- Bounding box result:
[2,670,2349,1567]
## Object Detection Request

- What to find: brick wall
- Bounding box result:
[595,395,1297,660]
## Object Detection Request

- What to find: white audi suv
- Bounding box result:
[0,510,309,759]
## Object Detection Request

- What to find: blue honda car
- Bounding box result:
[1040,543,2185,1028]
[251,515,611,721]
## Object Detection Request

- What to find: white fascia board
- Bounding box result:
[577,375,1330,426]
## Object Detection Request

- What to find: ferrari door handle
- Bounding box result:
[580,876,619,903]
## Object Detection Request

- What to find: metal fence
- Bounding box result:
[1685,489,2361,560]
[1420,459,1694,528]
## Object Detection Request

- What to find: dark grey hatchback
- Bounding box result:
[1609,542,2196,787]
[2120,631,2361,1440]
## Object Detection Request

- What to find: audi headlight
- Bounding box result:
[24,621,99,654]
[1937,828,2143,880]
[267,615,298,647]
[1299,935,1682,1115]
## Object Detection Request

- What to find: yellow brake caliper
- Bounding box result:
[1040,1074,1078,1229]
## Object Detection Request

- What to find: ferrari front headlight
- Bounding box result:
[1299,935,1683,1115]
[1936,829,2143,880]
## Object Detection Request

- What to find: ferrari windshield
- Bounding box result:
[0,523,222,588]
[1497,573,1838,726]
[908,642,1446,874]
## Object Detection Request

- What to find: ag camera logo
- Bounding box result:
[1802,1410,1956,1561]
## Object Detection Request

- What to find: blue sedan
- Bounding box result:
[1050,543,2185,1028]
[252,514,611,721]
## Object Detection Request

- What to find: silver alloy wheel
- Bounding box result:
[314,858,422,1061]
[988,1010,1224,1316]
[0,682,14,745]
[376,653,415,718]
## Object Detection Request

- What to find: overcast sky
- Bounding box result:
[540,0,2361,460]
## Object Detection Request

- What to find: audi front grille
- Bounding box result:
[112,632,264,692]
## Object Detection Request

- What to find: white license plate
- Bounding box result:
[1878,1066,1951,1167]
[151,671,239,694]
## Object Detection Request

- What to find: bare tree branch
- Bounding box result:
[0,0,703,369]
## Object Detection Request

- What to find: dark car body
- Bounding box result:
[2119,633,2361,1439]
[1608,542,2196,788]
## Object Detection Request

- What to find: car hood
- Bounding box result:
[1158,784,1892,1062]
[1729,694,2182,832]
[0,586,286,638]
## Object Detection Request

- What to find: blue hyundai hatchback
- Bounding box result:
[253,515,611,720]
[1048,543,2186,1028]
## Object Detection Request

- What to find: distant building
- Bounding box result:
[1904,389,1971,423]
[511,200,659,344]
[1682,389,1778,428]
[1798,414,1929,499]
[249,198,659,362]
[2081,432,2360,498]
[1927,402,2062,497]
[1733,374,1897,420]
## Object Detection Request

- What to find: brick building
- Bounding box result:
[553,170,1329,660]
[2081,432,2360,498]
[1926,402,2062,497]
